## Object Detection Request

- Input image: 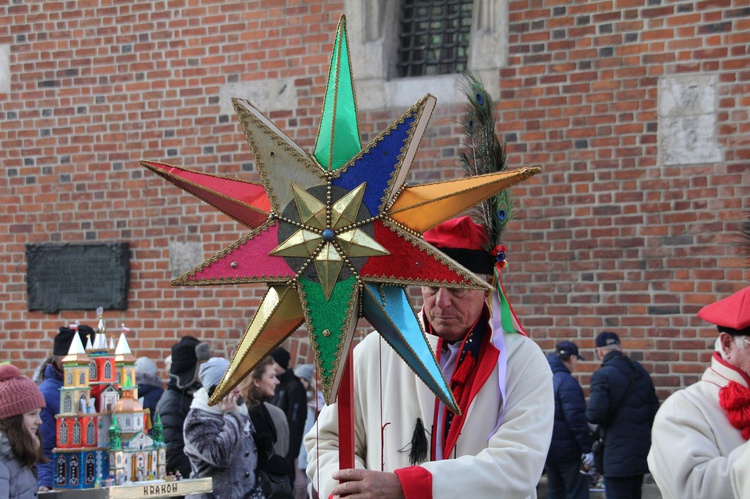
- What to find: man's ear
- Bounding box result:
[720,332,734,357]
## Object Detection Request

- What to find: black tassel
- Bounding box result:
[409,418,428,465]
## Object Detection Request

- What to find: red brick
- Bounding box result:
[0,0,746,403]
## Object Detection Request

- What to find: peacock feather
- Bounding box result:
[458,71,512,248]
[458,72,527,335]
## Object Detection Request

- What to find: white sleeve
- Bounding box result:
[648,392,750,499]
[304,386,367,498]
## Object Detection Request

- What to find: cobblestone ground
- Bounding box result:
[537,474,662,498]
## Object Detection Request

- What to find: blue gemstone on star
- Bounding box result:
[322,228,335,242]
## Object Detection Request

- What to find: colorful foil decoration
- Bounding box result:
[140,15,540,415]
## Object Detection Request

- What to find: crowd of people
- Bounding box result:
[2,217,749,498]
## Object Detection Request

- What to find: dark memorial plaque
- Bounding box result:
[26,243,130,313]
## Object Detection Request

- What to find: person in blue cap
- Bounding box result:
[545,341,592,499]
[586,332,658,499]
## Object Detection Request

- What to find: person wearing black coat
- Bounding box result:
[546,341,592,499]
[586,332,659,499]
[270,347,309,485]
[155,336,210,477]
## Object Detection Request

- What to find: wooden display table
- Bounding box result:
[40,477,212,498]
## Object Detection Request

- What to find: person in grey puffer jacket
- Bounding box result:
[0,364,48,498]
[183,357,263,499]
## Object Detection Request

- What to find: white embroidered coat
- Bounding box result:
[306,327,553,499]
[648,353,750,498]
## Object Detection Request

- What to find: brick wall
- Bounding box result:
[0,0,747,400]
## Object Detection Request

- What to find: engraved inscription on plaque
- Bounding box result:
[26,243,130,313]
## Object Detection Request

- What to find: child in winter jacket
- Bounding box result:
[0,363,48,498]
[183,357,262,499]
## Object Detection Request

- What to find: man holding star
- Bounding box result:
[306,216,554,499]
[139,14,551,499]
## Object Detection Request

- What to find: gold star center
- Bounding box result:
[270,182,389,298]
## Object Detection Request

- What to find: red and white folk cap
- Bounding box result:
[698,286,750,335]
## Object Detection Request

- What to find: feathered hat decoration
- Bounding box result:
[458,72,526,335]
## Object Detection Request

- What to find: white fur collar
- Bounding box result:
[190,387,249,417]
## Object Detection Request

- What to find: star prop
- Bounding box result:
[140,15,540,413]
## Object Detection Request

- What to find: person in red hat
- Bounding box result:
[306,215,554,499]
[0,364,48,496]
[648,286,750,498]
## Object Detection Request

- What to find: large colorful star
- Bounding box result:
[141,15,540,412]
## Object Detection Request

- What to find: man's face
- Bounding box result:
[722,333,750,377]
[421,286,487,343]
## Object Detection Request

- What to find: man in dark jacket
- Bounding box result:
[155,336,210,477]
[37,324,96,490]
[270,346,308,486]
[546,341,592,499]
[586,332,659,499]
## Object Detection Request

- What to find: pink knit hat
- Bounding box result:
[0,364,46,419]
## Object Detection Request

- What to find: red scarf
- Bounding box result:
[719,380,750,440]
[427,308,499,459]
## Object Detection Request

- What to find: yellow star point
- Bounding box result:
[315,244,345,299]
[292,184,327,230]
[270,229,323,258]
[331,183,366,229]
[337,228,389,258]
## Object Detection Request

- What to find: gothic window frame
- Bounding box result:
[89,361,97,380]
[85,453,96,485]
[396,0,474,78]
[55,455,67,486]
[69,455,79,486]
[60,421,69,444]
[87,419,96,444]
[343,0,507,110]
[73,420,81,444]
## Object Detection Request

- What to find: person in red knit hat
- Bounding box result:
[0,363,48,496]
[648,286,750,498]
